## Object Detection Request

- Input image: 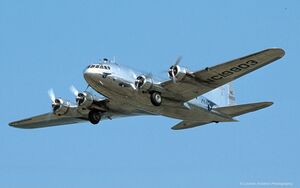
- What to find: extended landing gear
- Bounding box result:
[150,91,162,106]
[88,110,101,124]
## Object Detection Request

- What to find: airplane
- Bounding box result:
[9,48,285,130]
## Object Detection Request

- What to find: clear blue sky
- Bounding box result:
[0,0,299,187]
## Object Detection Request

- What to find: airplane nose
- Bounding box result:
[83,67,99,84]
[83,68,92,82]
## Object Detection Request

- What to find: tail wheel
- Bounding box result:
[150,92,162,106]
[88,110,101,124]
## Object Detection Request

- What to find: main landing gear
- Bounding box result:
[150,91,162,106]
[88,110,101,124]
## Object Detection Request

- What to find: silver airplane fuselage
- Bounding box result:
[83,62,232,123]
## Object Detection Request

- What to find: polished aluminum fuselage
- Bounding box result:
[83,62,232,122]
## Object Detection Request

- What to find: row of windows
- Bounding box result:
[88,64,111,70]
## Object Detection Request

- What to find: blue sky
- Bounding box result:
[0,0,299,187]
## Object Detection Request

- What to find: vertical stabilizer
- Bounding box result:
[203,82,236,107]
[228,82,236,106]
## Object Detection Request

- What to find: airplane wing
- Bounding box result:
[9,96,141,129]
[9,113,87,129]
[161,48,285,102]
[9,110,137,129]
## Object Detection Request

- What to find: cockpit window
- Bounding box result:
[87,64,111,69]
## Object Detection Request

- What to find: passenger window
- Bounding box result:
[108,66,110,70]
[100,65,103,69]
[91,65,95,68]
[104,66,107,69]
[95,65,99,68]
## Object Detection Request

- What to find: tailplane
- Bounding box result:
[214,102,273,117]
[171,102,273,130]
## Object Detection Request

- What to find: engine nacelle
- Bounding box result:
[52,98,70,116]
[76,91,94,108]
[135,75,153,90]
[168,65,187,81]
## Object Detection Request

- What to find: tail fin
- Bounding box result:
[214,102,273,117]
[228,82,236,106]
[203,82,236,107]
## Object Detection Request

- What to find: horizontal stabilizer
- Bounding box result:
[214,102,273,117]
[171,121,211,130]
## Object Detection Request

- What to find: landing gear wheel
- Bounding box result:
[150,92,162,106]
[88,110,101,124]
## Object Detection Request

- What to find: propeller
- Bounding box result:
[171,69,176,83]
[134,75,145,89]
[131,83,137,90]
[168,56,182,83]
[134,73,153,90]
[69,85,85,105]
[48,88,56,103]
[48,88,60,112]
[70,85,79,96]
[175,56,182,66]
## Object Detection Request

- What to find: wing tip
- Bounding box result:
[8,121,32,129]
[9,121,16,127]
[8,121,23,129]
[8,121,22,128]
[267,48,285,58]
[171,126,181,130]
[171,124,188,130]
[263,101,274,107]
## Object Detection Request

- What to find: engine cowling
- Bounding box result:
[135,75,153,90]
[76,91,94,108]
[168,65,187,81]
[52,98,70,116]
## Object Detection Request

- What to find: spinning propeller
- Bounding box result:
[69,85,85,105]
[168,56,182,83]
[48,88,61,111]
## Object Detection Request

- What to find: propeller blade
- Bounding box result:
[145,72,153,78]
[70,85,79,96]
[175,56,182,66]
[171,70,176,83]
[48,89,55,103]
[130,83,137,90]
